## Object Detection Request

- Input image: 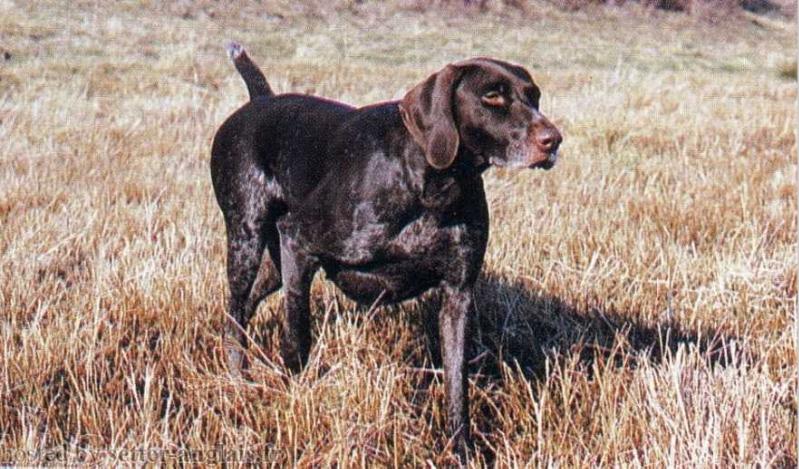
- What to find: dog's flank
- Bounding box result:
[225,41,273,99]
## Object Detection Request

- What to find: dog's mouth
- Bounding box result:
[489,148,559,170]
[529,149,558,170]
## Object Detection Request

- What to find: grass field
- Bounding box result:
[1,0,796,465]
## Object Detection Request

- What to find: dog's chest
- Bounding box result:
[334,193,476,265]
[324,210,484,305]
[385,212,466,258]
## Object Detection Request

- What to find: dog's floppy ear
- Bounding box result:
[399,65,460,170]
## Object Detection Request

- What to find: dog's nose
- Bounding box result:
[536,128,562,153]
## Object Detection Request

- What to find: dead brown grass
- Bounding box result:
[0,0,796,466]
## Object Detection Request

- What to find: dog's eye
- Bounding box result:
[481,90,506,107]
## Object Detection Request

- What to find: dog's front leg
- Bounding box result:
[439,284,473,460]
[277,223,317,373]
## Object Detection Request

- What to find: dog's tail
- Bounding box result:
[225,41,274,100]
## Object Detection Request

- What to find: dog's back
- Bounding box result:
[211,93,354,208]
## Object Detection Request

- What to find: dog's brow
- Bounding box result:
[480,58,532,83]
[504,64,531,82]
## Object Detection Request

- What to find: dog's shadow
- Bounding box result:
[462,273,747,380]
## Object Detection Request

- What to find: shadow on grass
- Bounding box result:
[464,272,749,382]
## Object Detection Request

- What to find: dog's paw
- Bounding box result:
[225,41,244,61]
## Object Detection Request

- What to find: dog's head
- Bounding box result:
[400,58,562,171]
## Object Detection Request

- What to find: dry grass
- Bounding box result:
[0,0,796,466]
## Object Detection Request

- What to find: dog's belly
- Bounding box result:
[326,261,440,305]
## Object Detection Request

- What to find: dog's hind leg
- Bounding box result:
[246,221,282,309]
[223,221,264,375]
[218,187,283,375]
[276,220,318,373]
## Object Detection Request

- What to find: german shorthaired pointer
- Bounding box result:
[211,43,562,458]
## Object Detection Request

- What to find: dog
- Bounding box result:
[211,42,562,458]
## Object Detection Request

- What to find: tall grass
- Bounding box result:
[0,1,795,465]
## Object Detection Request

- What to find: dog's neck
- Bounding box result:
[419,149,487,211]
[455,148,491,175]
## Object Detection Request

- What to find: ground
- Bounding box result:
[0,0,796,466]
